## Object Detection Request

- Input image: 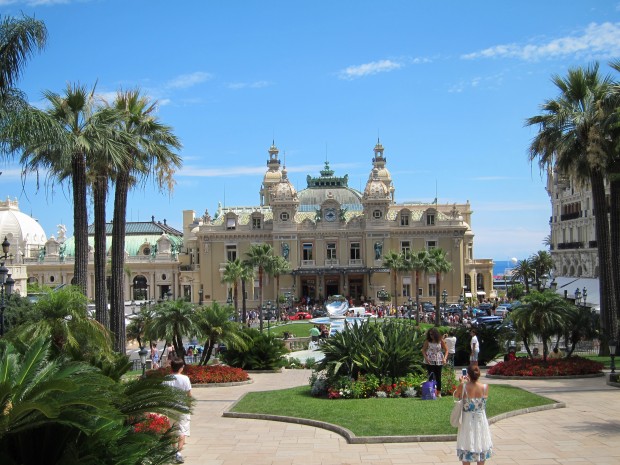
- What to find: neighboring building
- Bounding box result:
[179,141,494,308]
[546,167,602,310]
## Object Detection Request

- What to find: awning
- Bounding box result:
[477,291,486,295]
[465,292,472,298]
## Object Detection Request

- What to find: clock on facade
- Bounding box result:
[324,208,337,222]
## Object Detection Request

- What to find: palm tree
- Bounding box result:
[426,248,452,326]
[526,63,617,347]
[109,89,182,354]
[529,250,554,291]
[246,243,274,331]
[8,286,111,360]
[222,258,245,321]
[515,291,570,360]
[512,259,533,294]
[193,302,249,365]
[240,260,254,324]
[126,302,156,350]
[266,255,290,318]
[383,250,403,309]
[147,298,195,360]
[408,249,428,324]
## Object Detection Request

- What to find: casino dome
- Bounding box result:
[0,197,47,260]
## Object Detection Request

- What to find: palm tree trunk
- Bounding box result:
[435,272,441,326]
[241,279,247,324]
[393,272,398,310]
[110,170,129,354]
[93,175,109,329]
[609,171,620,345]
[233,282,239,322]
[72,152,89,295]
[259,268,264,331]
[415,271,421,324]
[591,170,617,353]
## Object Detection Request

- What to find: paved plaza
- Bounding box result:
[182,369,620,465]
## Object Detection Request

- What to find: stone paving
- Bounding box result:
[181,369,620,465]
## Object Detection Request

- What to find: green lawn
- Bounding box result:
[583,355,613,369]
[268,322,313,338]
[230,384,556,436]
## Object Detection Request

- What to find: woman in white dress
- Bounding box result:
[454,365,493,464]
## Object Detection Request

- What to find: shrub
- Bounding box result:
[487,356,603,377]
[220,327,288,370]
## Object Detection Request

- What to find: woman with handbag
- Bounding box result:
[454,365,493,464]
[421,328,448,398]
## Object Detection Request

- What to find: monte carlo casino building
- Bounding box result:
[179,141,494,308]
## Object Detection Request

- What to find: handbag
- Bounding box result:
[421,372,437,400]
[450,382,465,427]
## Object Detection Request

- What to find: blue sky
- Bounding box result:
[2,0,620,260]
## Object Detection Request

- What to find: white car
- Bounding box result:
[495,306,510,317]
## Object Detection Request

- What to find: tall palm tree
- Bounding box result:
[426,248,452,326]
[246,243,274,331]
[512,259,533,294]
[147,298,195,360]
[109,89,182,354]
[529,250,554,291]
[383,250,403,309]
[193,302,249,365]
[408,249,428,324]
[527,63,618,347]
[240,260,255,324]
[266,255,290,318]
[222,258,245,321]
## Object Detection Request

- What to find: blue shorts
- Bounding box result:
[470,350,479,362]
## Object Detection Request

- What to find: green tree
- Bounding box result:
[147,298,195,360]
[426,248,452,326]
[408,249,428,324]
[246,243,274,331]
[512,259,533,294]
[239,260,254,324]
[529,250,554,291]
[266,255,290,318]
[193,302,249,365]
[109,89,182,354]
[526,63,617,348]
[126,303,156,350]
[222,258,245,321]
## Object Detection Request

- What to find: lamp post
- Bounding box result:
[458,293,464,320]
[266,300,274,334]
[408,296,413,320]
[575,287,582,306]
[416,287,421,325]
[166,289,173,301]
[441,289,448,325]
[138,346,148,378]
[0,237,14,337]
[609,339,617,375]
[582,287,587,308]
[198,288,203,305]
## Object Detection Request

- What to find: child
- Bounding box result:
[165,359,192,464]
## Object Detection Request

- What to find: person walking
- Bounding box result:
[150,342,160,369]
[421,327,448,397]
[164,358,192,464]
[453,364,493,464]
[444,330,457,367]
[470,329,479,368]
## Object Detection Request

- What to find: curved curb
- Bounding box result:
[223,393,565,444]
[193,379,253,388]
[486,372,604,380]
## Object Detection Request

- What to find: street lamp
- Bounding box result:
[138,346,148,378]
[198,288,203,305]
[416,287,422,325]
[609,339,617,375]
[0,237,15,337]
[441,289,448,324]
[458,293,465,319]
[575,287,582,305]
[166,289,173,301]
[266,300,274,334]
[582,287,588,307]
[408,296,413,320]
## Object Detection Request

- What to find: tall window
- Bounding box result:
[252,217,261,229]
[350,242,361,260]
[401,240,411,256]
[426,214,435,226]
[303,243,313,260]
[401,214,409,226]
[226,245,237,262]
[428,283,437,297]
[426,240,436,250]
[327,242,337,260]
[226,217,236,230]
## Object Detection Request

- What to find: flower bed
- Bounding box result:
[487,356,604,377]
[131,413,171,435]
[151,364,249,384]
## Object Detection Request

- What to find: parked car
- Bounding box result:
[472,315,503,327]
[312,308,328,318]
[289,311,312,320]
[495,305,510,317]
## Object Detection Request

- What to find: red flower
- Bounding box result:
[487,356,603,377]
[147,364,249,384]
[132,413,171,435]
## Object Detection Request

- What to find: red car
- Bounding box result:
[289,311,312,320]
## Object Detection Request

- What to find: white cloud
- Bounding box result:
[338,59,403,80]
[166,71,212,89]
[227,81,271,90]
[463,22,620,61]
[0,168,22,180]
[178,165,266,177]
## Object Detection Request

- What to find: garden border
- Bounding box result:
[193,379,253,388]
[486,372,604,380]
[223,393,565,444]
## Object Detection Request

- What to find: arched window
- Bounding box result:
[133,275,148,300]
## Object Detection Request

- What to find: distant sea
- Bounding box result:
[493,260,517,278]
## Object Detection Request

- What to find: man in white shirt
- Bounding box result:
[470,329,479,368]
[165,359,192,464]
[444,330,457,367]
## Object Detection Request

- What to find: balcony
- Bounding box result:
[325,259,339,266]
[301,260,315,267]
[348,259,363,266]
[557,241,584,250]
[560,212,581,221]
